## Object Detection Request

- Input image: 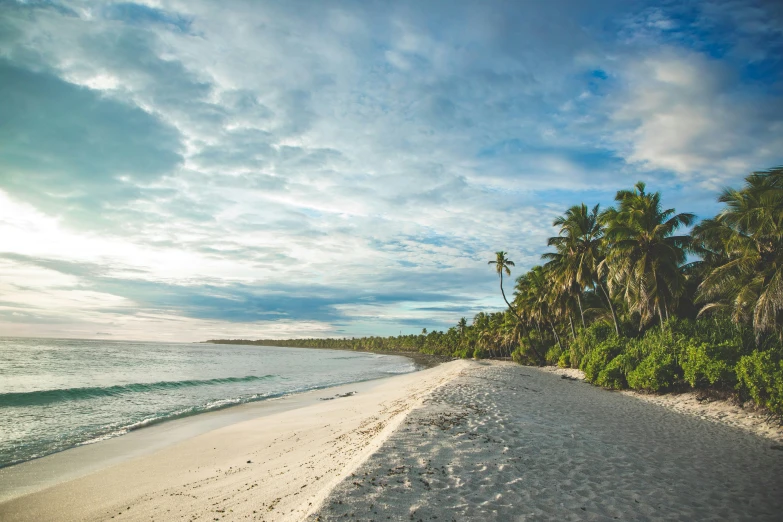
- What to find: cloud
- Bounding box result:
[608,48,783,184]
[101,3,193,33]
[0,0,781,340]
[0,253,478,328]
[0,60,183,226]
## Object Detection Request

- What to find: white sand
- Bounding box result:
[0,360,469,522]
[311,361,783,521]
[4,360,782,521]
[540,366,783,443]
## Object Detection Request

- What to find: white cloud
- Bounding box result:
[610,49,783,184]
[0,0,781,340]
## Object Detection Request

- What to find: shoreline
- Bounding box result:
[367,350,451,369]
[3,360,781,520]
[205,340,452,370]
[0,360,469,521]
[0,346,426,474]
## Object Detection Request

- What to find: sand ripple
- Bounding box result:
[310,361,783,521]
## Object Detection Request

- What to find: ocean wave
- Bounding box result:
[0,375,278,407]
[80,382,353,447]
[383,364,417,374]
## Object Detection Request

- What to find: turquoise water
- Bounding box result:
[0,338,417,468]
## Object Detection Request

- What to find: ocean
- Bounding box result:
[0,337,417,468]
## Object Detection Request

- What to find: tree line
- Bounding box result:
[211,167,783,413]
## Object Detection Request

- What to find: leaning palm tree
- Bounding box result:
[695,167,783,339]
[489,251,518,314]
[602,182,695,329]
[489,252,544,363]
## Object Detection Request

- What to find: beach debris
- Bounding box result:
[320,391,358,401]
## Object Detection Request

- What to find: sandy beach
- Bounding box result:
[311,361,783,521]
[3,360,783,521]
[540,366,783,443]
[0,360,468,521]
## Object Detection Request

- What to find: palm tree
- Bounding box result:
[457,317,467,336]
[695,167,783,339]
[489,251,518,314]
[456,317,468,349]
[488,252,544,363]
[543,203,620,335]
[602,182,695,329]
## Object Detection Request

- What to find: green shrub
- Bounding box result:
[626,347,681,392]
[607,326,682,392]
[545,344,562,366]
[453,348,472,359]
[736,351,783,414]
[580,335,626,383]
[565,316,781,402]
[557,350,571,368]
[515,331,551,365]
[680,340,738,388]
[511,346,538,365]
[571,323,616,369]
[595,355,628,389]
[472,346,489,359]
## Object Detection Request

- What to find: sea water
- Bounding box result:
[0,337,417,468]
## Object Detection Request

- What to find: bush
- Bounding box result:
[511,346,538,365]
[623,327,683,392]
[580,335,626,383]
[680,340,738,388]
[453,347,472,359]
[595,355,628,389]
[667,316,753,352]
[515,331,551,365]
[563,315,783,410]
[736,351,783,414]
[571,323,616,369]
[472,346,489,359]
[626,348,681,392]
[557,350,571,368]
[545,344,562,366]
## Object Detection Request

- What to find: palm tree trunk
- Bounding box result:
[576,293,586,328]
[663,295,670,322]
[598,282,620,336]
[569,315,576,340]
[550,322,563,352]
[500,273,544,364]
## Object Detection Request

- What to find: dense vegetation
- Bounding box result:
[212,167,783,414]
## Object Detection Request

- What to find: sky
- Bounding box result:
[1,0,782,342]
